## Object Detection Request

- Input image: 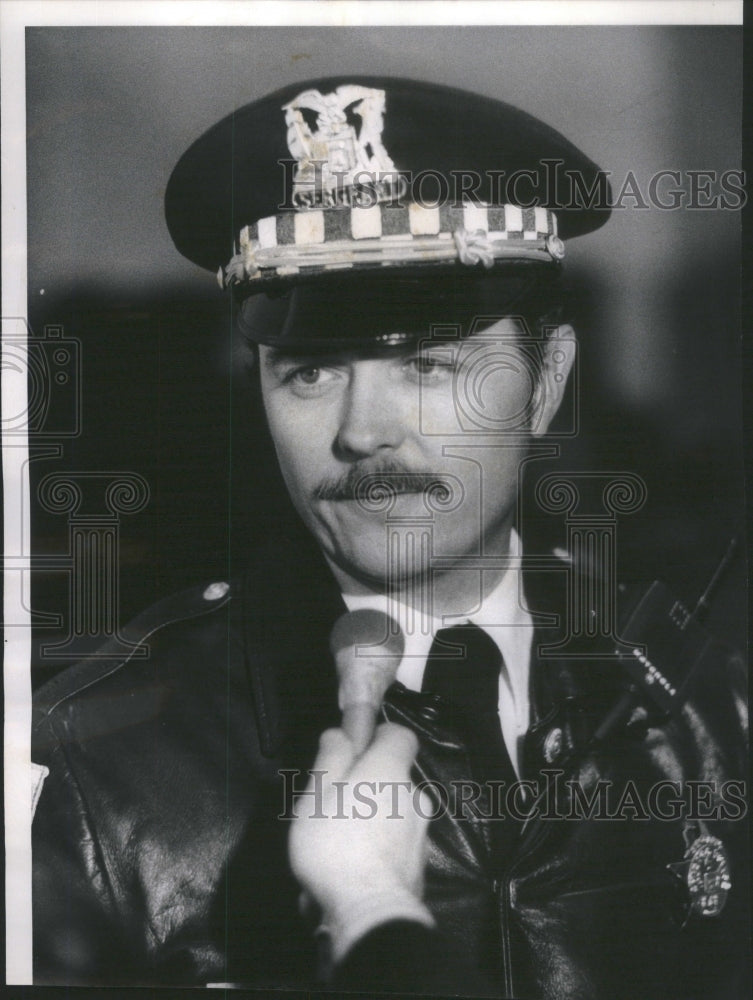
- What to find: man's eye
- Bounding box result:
[282,365,341,392]
[291,367,322,385]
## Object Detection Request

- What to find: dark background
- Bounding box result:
[24,26,745,686]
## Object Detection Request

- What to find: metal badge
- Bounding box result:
[283,86,398,208]
[685,835,732,917]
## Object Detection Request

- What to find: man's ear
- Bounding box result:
[531,325,577,437]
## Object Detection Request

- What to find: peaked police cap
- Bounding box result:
[165,76,610,345]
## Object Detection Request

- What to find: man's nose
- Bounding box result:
[334,365,407,459]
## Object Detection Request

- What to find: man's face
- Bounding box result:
[259,317,570,593]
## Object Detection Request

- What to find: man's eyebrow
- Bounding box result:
[262,342,434,373]
[264,346,397,368]
[262,350,320,372]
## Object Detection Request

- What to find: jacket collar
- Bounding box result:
[241,521,346,758]
[241,528,622,759]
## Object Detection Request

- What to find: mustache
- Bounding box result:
[314,463,451,502]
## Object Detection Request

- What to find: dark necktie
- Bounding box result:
[422,623,517,789]
[422,624,521,968]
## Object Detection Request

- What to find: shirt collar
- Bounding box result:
[341,528,533,696]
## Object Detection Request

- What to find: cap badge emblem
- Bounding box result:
[283,86,400,209]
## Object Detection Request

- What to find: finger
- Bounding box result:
[372,722,419,759]
[356,723,420,781]
[341,703,379,757]
[310,727,357,784]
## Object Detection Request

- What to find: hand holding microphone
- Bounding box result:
[290,612,435,966]
[289,723,434,963]
[329,609,405,755]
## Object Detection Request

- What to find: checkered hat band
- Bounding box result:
[221,203,562,287]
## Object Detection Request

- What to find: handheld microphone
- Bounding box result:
[329,609,405,755]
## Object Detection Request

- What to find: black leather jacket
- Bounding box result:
[32,532,749,995]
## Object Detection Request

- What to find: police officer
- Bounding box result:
[32,77,748,996]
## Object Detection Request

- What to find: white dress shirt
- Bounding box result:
[341,529,533,776]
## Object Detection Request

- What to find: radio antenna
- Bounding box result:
[692,536,739,623]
